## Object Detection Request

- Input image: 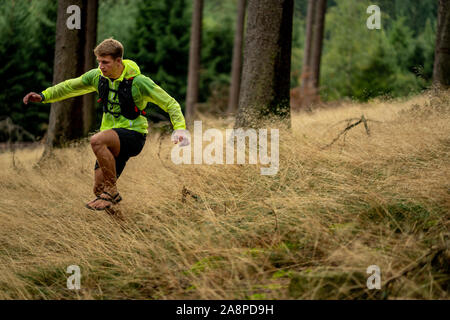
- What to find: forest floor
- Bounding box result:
[0,89,449,299]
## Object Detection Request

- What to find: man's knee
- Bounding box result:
[90,133,103,153]
[90,130,120,157]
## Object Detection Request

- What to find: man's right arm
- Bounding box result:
[41,69,99,103]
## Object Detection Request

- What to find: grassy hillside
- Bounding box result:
[0,90,449,299]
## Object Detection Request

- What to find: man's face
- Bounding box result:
[96,55,122,78]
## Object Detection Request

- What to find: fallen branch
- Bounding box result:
[321,115,380,149]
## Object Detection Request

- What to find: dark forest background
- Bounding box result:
[0,0,438,140]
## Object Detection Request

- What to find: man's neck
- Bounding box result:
[109,62,125,80]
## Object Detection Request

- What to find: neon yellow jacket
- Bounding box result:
[41,59,186,134]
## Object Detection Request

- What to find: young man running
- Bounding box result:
[23,38,189,211]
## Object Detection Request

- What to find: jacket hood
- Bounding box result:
[99,59,141,80]
[122,59,141,78]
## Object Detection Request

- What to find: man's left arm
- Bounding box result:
[135,75,186,131]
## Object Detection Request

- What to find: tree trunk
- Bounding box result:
[46,0,86,149]
[235,0,294,128]
[297,0,326,111]
[185,0,203,124]
[310,0,326,89]
[82,0,98,136]
[300,0,316,93]
[433,0,450,88]
[227,0,247,115]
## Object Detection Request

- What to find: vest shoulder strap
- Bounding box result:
[97,75,145,120]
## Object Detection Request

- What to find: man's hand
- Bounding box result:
[171,129,190,147]
[23,92,43,104]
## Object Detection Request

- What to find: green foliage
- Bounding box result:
[125,0,235,115]
[0,0,56,141]
[127,0,191,108]
[97,0,143,51]
[319,0,432,101]
[387,16,435,83]
[409,19,436,81]
[186,256,225,275]
[200,2,235,103]
[374,0,437,36]
[321,0,392,100]
[388,17,414,70]
[363,200,441,234]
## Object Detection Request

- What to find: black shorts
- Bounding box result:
[94,128,146,178]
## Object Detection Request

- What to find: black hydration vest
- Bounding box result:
[97,75,146,120]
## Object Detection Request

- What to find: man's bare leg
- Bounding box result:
[86,168,105,206]
[88,168,124,219]
[88,130,121,210]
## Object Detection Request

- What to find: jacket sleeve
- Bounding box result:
[136,75,186,130]
[41,69,98,103]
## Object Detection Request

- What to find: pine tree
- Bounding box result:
[128,0,191,109]
[0,0,56,141]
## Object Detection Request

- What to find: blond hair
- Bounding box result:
[94,38,124,59]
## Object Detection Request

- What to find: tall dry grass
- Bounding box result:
[0,90,449,300]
